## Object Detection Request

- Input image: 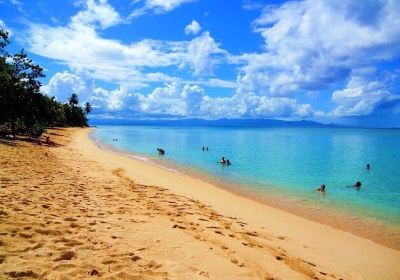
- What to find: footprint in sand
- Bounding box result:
[54,251,75,261]
[5,270,38,278]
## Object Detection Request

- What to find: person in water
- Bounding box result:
[206,147,209,151]
[317,184,326,192]
[354,181,362,188]
[366,163,371,170]
[226,159,231,165]
[202,146,205,151]
[220,157,226,164]
[157,148,165,155]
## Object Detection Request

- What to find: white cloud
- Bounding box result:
[183,31,224,76]
[139,83,204,116]
[185,20,201,35]
[41,71,94,103]
[42,71,143,113]
[93,86,141,112]
[140,82,185,115]
[181,84,204,114]
[330,75,400,117]
[71,0,122,29]
[200,94,314,119]
[144,0,195,13]
[203,78,237,89]
[129,0,196,18]
[235,0,400,98]
[27,17,225,86]
[42,72,313,119]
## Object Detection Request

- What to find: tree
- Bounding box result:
[0,27,89,137]
[84,102,92,114]
[68,93,79,107]
[0,27,46,136]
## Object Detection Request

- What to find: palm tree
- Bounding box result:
[84,102,92,114]
[68,93,79,107]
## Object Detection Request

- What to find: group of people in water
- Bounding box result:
[220,157,231,165]
[316,163,371,193]
[156,146,232,166]
[151,144,371,192]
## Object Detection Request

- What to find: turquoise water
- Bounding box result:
[92,125,400,229]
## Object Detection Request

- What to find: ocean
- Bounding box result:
[92,125,400,247]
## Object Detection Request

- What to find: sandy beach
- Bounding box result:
[1,128,399,280]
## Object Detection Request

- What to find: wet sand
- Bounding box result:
[0,128,399,279]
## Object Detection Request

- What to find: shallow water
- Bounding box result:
[92,125,400,244]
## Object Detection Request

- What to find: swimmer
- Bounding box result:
[316,184,326,192]
[226,159,231,165]
[366,163,371,170]
[220,157,226,164]
[354,181,362,188]
[157,148,165,155]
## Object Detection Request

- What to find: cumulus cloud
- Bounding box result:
[230,0,400,120]
[144,0,195,13]
[93,86,141,112]
[181,84,204,114]
[237,0,400,96]
[42,71,142,113]
[140,82,185,115]
[185,20,201,35]
[331,75,400,117]
[200,94,314,119]
[41,71,313,120]
[184,32,224,75]
[42,72,313,118]
[140,83,204,116]
[27,12,225,86]
[71,0,122,29]
[129,0,196,18]
[41,71,94,103]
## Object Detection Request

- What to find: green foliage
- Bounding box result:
[84,102,92,114]
[0,28,91,137]
[69,93,79,106]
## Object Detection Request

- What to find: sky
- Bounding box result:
[1,0,400,127]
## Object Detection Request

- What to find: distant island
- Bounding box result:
[90,118,343,128]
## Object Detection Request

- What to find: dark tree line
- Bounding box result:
[0,28,91,137]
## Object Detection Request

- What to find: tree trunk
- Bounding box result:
[10,121,16,138]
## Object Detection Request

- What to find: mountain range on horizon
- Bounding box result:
[90,118,347,128]
[90,118,400,129]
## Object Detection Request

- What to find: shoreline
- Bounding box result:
[90,129,400,251]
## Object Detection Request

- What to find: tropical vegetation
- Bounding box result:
[0,28,91,137]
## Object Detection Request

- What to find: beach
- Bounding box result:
[1,128,399,280]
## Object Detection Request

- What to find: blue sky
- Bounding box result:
[1,0,400,127]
